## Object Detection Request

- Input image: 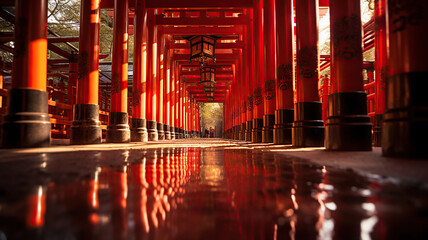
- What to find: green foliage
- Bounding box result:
[100,9,113,62]
[199,102,223,136]
[47,0,80,59]
[46,0,117,61]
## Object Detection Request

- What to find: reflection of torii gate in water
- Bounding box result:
[0,0,427,158]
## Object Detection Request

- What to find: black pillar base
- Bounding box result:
[382,72,428,158]
[325,92,372,151]
[70,103,101,145]
[147,120,158,141]
[231,126,236,140]
[233,126,239,140]
[170,126,176,140]
[262,114,275,143]
[157,123,165,140]
[245,120,253,141]
[131,118,148,142]
[106,112,130,143]
[373,114,382,147]
[273,109,294,145]
[165,125,171,140]
[239,122,246,141]
[175,127,181,139]
[1,89,51,148]
[252,118,263,143]
[177,128,181,139]
[292,102,324,147]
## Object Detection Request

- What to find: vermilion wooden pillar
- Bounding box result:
[373,0,387,147]
[273,0,294,144]
[67,53,78,127]
[164,41,172,140]
[190,97,195,137]
[188,97,192,137]
[66,52,79,138]
[239,49,246,141]
[226,89,231,138]
[2,0,50,148]
[230,66,235,139]
[196,102,200,136]
[131,0,148,142]
[107,0,130,143]
[175,65,181,139]
[187,90,191,138]
[240,40,247,140]
[230,65,234,139]
[70,0,102,144]
[157,26,165,140]
[146,9,158,141]
[194,100,197,136]
[245,9,254,141]
[224,90,228,138]
[233,64,239,140]
[182,87,186,138]
[293,0,324,147]
[179,80,184,138]
[252,0,264,143]
[170,59,176,139]
[262,0,276,143]
[184,87,189,138]
[325,0,372,151]
[183,86,187,138]
[383,1,428,158]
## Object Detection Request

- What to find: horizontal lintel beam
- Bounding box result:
[156,15,248,26]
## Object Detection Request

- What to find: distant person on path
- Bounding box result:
[205,128,209,138]
[209,127,214,138]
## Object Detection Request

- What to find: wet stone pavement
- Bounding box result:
[0,141,427,240]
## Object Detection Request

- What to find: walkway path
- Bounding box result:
[0,139,427,239]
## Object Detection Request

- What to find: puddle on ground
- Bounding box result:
[0,147,427,240]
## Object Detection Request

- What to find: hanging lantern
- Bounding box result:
[200,65,216,87]
[206,91,215,102]
[203,84,216,94]
[184,35,219,64]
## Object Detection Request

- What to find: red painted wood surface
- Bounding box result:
[76,0,100,104]
[374,0,387,114]
[246,9,254,122]
[132,0,147,120]
[12,0,47,91]
[275,0,294,110]
[110,0,129,112]
[263,0,276,115]
[146,9,157,122]
[329,0,364,93]
[295,0,319,102]
[253,0,264,119]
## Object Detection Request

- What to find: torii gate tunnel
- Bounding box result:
[0,0,427,158]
